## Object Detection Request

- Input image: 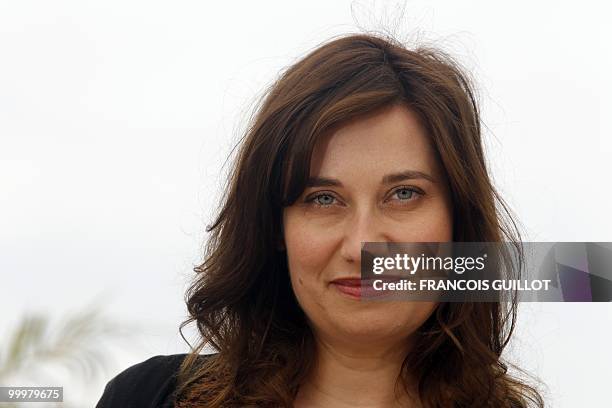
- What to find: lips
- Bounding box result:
[330,276,404,298]
[330,276,404,285]
[330,278,367,286]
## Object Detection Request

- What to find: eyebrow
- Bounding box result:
[305,170,437,188]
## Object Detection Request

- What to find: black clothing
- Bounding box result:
[95,353,212,408]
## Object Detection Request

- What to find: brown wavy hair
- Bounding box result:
[174,32,544,407]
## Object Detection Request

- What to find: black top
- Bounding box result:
[95,353,213,408]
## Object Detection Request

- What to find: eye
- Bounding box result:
[388,186,423,205]
[305,192,338,208]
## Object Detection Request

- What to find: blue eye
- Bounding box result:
[305,187,422,209]
[308,193,336,207]
[391,187,422,203]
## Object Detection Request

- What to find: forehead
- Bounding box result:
[310,104,440,178]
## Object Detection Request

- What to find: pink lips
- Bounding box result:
[330,277,400,299]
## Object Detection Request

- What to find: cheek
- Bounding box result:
[420,216,453,241]
[283,211,337,280]
[398,201,453,242]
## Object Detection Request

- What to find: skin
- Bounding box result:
[282,103,454,407]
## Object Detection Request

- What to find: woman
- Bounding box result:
[96,32,544,407]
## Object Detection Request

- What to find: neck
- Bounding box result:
[295,332,420,408]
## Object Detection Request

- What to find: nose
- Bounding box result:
[339,206,389,265]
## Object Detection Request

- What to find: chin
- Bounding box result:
[327,310,419,340]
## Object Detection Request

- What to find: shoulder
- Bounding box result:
[95,353,213,408]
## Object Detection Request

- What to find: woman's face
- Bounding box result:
[282,104,453,347]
